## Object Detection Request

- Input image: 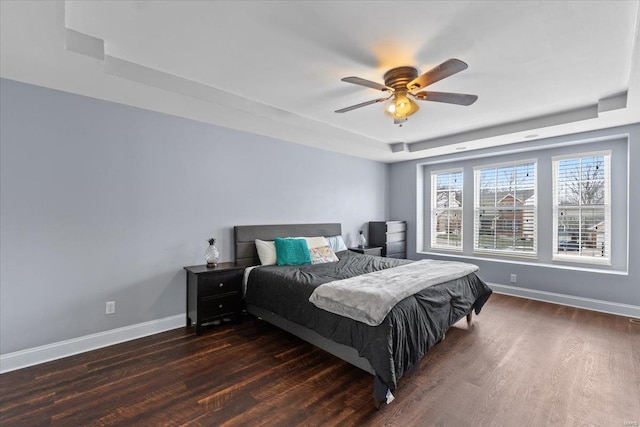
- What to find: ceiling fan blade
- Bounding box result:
[413,91,478,106]
[407,58,469,91]
[341,76,393,92]
[335,97,389,113]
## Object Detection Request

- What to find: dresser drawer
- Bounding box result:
[385,253,407,259]
[199,271,242,297]
[386,222,406,233]
[385,232,406,243]
[386,241,406,254]
[200,294,242,322]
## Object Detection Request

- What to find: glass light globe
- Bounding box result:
[383,91,420,119]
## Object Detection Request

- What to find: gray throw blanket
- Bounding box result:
[308,259,479,326]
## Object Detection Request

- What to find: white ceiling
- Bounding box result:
[1,1,639,163]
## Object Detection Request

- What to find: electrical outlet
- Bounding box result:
[106,301,115,315]
[510,274,517,283]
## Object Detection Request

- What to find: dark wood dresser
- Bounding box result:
[183,263,244,335]
[368,221,407,259]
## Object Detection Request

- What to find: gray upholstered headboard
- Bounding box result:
[234,223,342,267]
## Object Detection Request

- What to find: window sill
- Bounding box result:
[418,251,627,275]
[472,250,537,260]
[429,246,463,253]
[552,255,611,266]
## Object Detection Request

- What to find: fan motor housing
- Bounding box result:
[383,66,419,91]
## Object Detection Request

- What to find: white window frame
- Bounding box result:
[473,159,538,257]
[430,168,464,251]
[552,150,611,265]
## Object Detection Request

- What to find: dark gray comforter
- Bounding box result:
[244,251,492,390]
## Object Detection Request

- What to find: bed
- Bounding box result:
[235,223,492,407]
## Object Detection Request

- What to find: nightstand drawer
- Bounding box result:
[200,294,242,321]
[199,271,242,297]
[349,246,382,256]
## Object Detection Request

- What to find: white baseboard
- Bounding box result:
[0,314,184,374]
[489,283,640,319]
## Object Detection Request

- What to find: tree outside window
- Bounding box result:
[554,153,610,261]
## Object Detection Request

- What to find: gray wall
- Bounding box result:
[389,124,640,307]
[0,78,389,354]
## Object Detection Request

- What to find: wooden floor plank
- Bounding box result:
[1,294,639,426]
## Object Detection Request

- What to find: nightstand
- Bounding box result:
[183,263,245,335]
[349,246,383,256]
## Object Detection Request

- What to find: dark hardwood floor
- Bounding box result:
[1,293,639,426]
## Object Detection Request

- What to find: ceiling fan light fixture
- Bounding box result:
[383,91,420,119]
[336,59,476,124]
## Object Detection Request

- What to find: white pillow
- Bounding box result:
[303,236,330,250]
[325,235,348,252]
[255,239,277,265]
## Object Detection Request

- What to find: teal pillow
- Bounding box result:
[275,237,312,266]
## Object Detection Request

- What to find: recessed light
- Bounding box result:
[455,146,467,150]
[524,134,538,139]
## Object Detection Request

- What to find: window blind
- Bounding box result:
[552,152,611,263]
[474,161,537,255]
[431,170,463,250]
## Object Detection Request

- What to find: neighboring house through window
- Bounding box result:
[474,161,537,256]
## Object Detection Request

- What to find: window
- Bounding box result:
[431,170,463,250]
[552,152,610,264]
[474,161,536,255]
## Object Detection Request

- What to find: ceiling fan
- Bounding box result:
[335,58,477,126]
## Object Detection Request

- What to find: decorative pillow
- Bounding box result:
[255,239,277,265]
[310,245,339,264]
[275,237,312,266]
[303,236,330,250]
[325,235,348,252]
